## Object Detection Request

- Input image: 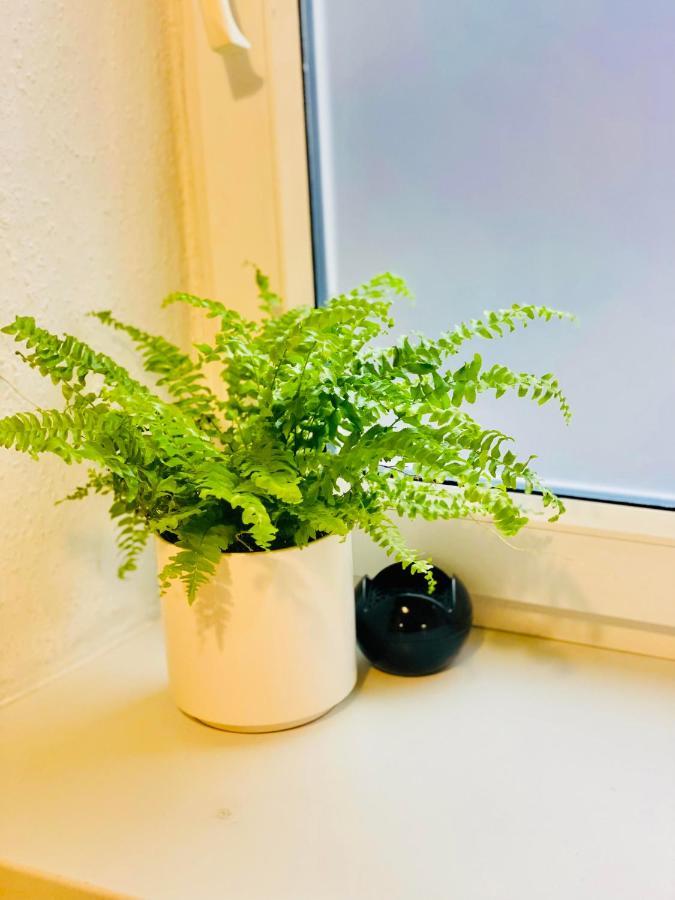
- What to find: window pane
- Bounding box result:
[302,0,675,508]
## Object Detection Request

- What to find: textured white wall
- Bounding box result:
[0,1,186,701]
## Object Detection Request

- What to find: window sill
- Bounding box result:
[1,619,674,899]
[353,494,675,661]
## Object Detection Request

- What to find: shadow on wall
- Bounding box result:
[216,0,263,99]
[221,45,263,99]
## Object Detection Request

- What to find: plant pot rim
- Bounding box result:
[155,531,349,557]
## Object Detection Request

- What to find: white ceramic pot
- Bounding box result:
[156,534,357,732]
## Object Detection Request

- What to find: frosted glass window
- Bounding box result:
[301,0,675,508]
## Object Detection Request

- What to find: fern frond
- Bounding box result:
[292,501,353,546]
[195,465,277,548]
[438,304,575,355]
[254,267,284,316]
[1,317,147,399]
[90,311,220,422]
[379,473,473,521]
[0,407,94,462]
[233,445,302,504]
[478,365,572,422]
[163,292,255,339]
[364,513,435,590]
[158,522,235,604]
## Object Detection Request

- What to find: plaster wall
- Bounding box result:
[0,0,186,701]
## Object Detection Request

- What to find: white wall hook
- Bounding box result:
[199,0,251,51]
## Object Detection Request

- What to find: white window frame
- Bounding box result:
[171,0,675,659]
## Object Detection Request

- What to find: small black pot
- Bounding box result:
[355,564,472,676]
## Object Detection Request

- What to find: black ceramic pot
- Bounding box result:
[355,563,472,676]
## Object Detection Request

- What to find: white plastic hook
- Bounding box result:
[199,0,251,51]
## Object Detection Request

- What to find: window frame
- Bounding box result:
[173,0,675,659]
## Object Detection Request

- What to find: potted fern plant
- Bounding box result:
[0,272,572,731]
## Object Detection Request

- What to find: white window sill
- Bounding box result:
[1,619,674,899]
[352,496,675,660]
